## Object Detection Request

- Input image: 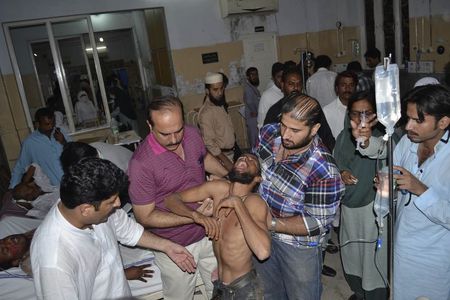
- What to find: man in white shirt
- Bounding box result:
[31,158,196,300]
[306,55,337,107]
[323,71,357,139]
[257,62,284,129]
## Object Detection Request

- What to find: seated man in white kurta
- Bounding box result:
[31,158,196,300]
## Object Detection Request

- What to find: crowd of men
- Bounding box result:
[2,47,450,300]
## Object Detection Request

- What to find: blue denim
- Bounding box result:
[253,239,323,300]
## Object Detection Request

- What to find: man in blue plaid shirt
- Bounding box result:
[254,92,345,300]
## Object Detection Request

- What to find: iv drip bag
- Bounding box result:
[375,63,401,136]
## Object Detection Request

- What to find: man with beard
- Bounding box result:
[352,85,450,300]
[255,93,344,299]
[31,158,196,300]
[244,67,261,149]
[198,72,236,171]
[128,96,228,300]
[9,108,71,189]
[165,153,270,300]
[323,70,357,139]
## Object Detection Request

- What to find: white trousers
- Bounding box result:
[154,237,217,300]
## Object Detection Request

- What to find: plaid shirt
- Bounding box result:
[256,123,344,248]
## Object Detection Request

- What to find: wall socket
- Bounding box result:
[407,61,434,73]
[333,63,348,73]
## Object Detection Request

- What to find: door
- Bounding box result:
[242,33,278,93]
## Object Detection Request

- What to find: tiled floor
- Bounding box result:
[322,231,353,300]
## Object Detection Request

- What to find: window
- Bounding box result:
[5,8,173,136]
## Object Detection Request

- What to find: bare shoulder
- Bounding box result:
[244,193,267,212]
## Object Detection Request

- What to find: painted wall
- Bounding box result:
[0,0,449,169]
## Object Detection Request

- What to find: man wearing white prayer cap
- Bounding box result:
[414,76,440,88]
[198,72,236,171]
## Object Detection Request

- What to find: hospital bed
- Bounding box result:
[0,214,208,300]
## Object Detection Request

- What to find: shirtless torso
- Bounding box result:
[165,178,270,285]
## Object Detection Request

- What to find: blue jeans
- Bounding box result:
[253,239,322,300]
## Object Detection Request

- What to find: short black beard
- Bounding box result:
[209,94,226,107]
[228,169,255,184]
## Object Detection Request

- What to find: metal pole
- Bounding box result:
[388,135,395,299]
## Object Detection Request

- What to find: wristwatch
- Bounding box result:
[270,218,277,232]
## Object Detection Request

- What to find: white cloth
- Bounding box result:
[323,97,347,139]
[154,236,216,300]
[90,142,133,172]
[393,132,450,300]
[13,163,59,219]
[257,84,283,129]
[75,91,97,125]
[306,67,337,107]
[31,203,144,300]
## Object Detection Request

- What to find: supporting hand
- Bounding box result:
[192,211,220,240]
[165,243,197,273]
[340,170,358,185]
[124,264,154,282]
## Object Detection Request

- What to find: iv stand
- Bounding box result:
[383,56,397,300]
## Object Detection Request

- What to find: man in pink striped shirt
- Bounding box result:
[128,96,228,300]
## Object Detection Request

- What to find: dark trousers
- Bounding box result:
[344,272,388,300]
[212,269,263,300]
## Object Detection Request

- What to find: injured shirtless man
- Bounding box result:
[165,153,270,299]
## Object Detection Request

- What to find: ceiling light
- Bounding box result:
[99,37,104,42]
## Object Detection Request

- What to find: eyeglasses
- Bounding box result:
[348,110,374,120]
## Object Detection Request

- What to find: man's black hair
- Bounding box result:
[314,55,332,71]
[364,48,381,60]
[60,142,98,173]
[404,85,450,128]
[34,107,54,123]
[334,70,358,89]
[147,95,184,127]
[271,62,284,78]
[60,157,128,209]
[346,61,363,72]
[281,66,302,83]
[246,67,258,77]
[280,91,322,127]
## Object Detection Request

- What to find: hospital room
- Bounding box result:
[1,1,450,299]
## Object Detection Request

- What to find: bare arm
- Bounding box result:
[204,152,229,177]
[132,202,194,229]
[215,195,271,260]
[215,152,234,172]
[165,181,227,240]
[136,230,197,273]
[268,214,309,236]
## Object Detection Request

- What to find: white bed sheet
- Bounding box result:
[0,215,164,300]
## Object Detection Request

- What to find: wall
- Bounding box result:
[0,0,449,169]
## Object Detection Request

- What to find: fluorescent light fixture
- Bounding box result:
[85,45,107,52]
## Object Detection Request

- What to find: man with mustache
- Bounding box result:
[255,93,344,299]
[165,153,270,299]
[31,158,196,300]
[128,96,228,300]
[352,85,450,300]
[323,70,358,139]
[198,72,236,171]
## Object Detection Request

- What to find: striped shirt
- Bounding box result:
[256,123,344,248]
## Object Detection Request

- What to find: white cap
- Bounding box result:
[414,77,440,88]
[205,72,223,84]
